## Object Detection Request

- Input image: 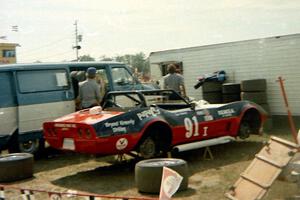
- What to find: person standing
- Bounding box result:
[77,67,102,109]
[163,64,186,99]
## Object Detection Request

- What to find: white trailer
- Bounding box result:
[149,33,300,119]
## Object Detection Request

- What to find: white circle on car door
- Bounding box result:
[116,138,128,150]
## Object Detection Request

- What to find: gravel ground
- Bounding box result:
[0,131,299,200]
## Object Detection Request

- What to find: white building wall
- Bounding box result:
[149,34,300,116]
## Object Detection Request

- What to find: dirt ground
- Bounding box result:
[1,129,299,200]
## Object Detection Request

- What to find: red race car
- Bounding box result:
[43,90,267,158]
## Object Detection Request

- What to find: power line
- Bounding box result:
[18,37,72,56]
[22,50,74,63]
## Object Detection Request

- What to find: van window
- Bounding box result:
[17,69,69,93]
[111,67,134,86]
[0,72,17,107]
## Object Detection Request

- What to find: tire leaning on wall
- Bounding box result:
[135,158,189,194]
[0,153,34,182]
[241,79,267,92]
[222,94,241,103]
[222,83,241,103]
[241,91,268,104]
[202,82,222,93]
[203,92,222,104]
[222,83,241,94]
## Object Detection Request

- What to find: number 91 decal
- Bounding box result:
[184,116,208,138]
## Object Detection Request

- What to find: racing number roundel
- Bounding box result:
[116,138,128,150]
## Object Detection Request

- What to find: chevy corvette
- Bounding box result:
[43,90,267,158]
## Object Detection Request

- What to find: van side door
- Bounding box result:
[16,68,75,140]
[0,71,17,148]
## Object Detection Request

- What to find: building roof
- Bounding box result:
[149,33,300,56]
[0,41,20,47]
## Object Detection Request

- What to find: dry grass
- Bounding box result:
[1,130,299,200]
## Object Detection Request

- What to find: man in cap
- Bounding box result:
[77,67,102,109]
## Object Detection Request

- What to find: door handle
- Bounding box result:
[65,91,69,99]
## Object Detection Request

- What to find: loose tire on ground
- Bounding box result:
[241,91,267,104]
[241,79,267,92]
[135,158,189,193]
[0,153,34,182]
[202,82,222,93]
[222,83,241,94]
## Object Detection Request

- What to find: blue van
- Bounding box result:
[0,62,153,154]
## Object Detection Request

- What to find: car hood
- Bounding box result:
[54,109,124,125]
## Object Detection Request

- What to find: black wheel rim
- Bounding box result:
[139,137,156,159]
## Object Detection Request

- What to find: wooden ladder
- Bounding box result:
[225,136,299,200]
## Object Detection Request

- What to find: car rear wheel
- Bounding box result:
[238,121,251,139]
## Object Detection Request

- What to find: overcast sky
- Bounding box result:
[1,0,300,63]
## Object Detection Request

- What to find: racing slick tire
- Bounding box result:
[222,94,241,103]
[203,92,222,104]
[202,82,222,93]
[222,83,241,94]
[241,79,266,92]
[135,158,189,193]
[241,92,267,104]
[0,153,34,182]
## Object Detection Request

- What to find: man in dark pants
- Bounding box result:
[77,67,102,109]
[163,64,186,100]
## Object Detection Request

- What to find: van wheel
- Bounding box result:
[0,153,34,182]
[19,139,40,154]
[9,138,44,156]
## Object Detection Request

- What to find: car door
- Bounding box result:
[16,68,75,135]
[0,71,17,146]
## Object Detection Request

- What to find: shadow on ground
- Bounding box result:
[52,159,139,194]
[50,139,264,197]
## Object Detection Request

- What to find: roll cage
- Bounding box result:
[101,89,191,111]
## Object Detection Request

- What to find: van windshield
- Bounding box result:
[111,67,135,87]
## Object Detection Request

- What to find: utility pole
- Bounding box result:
[73,20,81,61]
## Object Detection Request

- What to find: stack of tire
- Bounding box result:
[222,83,241,103]
[240,79,272,131]
[202,81,223,104]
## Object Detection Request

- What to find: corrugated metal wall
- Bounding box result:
[149,34,300,115]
